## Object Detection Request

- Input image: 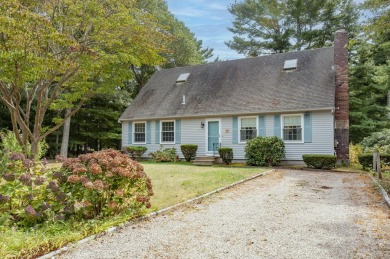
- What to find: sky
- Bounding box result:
[165,0,366,62]
[165,0,245,61]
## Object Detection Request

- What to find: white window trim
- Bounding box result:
[238,116,258,144]
[132,121,146,144]
[281,114,304,143]
[160,120,175,144]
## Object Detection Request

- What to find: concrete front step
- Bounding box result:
[192,156,218,166]
[192,161,214,166]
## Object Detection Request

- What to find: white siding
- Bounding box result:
[284,111,334,160]
[121,110,334,162]
[121,122,129,148]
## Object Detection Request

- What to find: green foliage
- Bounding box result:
[349,144,363,166]
[226,0,358,56]
[245,136,285,166]
[360,129,390,154]
[358,153,390,170]
[149,146,177,162]
[349,0,390,143]
[358,153,373,170]
[0,131,48,159]
[127,146,148,160]
[60,149,153,218]
[302,154,337,169]
[0,152,59,227]
[349,36,390,143]
[0,149,153,227]
[0,0,168,157]
[218,148,234,165]
[180,144,198,162]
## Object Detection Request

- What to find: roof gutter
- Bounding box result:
[118,107,334,123]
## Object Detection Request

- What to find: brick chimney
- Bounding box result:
[334,29,349,164]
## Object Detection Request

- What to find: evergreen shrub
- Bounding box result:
[218,147,233,165]
[358,153,390,170]
[245,136,285,166]
[302,154,337,169]
[180,144,198,162]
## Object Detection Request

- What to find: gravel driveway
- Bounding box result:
[59,170,390,259]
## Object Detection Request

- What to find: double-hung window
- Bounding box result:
[161,121,175,143]
[133,122,146,144]
[282,115,303,142]
[240,117,257,142]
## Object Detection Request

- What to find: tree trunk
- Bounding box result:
[30,138,40,160]
[60,109,71,159]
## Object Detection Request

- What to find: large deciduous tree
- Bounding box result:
[226,0,358,56]
[0,0,167,157]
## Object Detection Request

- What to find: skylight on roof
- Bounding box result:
[283,59,298,70]
[176,73,190,83]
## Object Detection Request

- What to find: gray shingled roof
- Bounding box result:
[119,47,335,121]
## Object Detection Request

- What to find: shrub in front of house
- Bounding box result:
[358,153,373,170]
[358,153,390,170]
[149,146,177,162]
[180,144,198,162]
[126,146,147,160]
[245,136,285,166]
[0,151,61,227]
[218,147,233,165]
[302,154,337,169]
[60,149,153,219]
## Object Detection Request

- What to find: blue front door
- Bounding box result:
[207,121,220,152]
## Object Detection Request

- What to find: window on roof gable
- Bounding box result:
[176,73,190,83]
[283,59,298,70]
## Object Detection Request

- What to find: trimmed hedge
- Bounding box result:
[126,146,147,160]
[180,144,198,162]
[358,153,390,170]
[302,154,336,169]
[218,147,233,165]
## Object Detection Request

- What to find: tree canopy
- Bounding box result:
[348,0,390,143]
[226,0,358,56]
[0,0,168,157]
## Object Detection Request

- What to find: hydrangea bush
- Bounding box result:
[60,149,153,218]
[0,151,60,227]
[0,149,153,227]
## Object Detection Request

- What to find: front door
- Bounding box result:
[207,120,220,154]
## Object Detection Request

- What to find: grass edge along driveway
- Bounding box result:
[1,162,269,258]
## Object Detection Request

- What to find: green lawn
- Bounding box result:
[144,162,269,210]
[1,162,268,258]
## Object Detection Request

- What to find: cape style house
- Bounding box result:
[119,29,349,164]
